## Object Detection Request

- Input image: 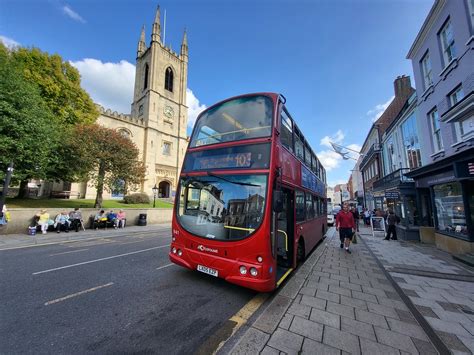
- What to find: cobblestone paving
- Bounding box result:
[231,228,440,355]
[362,228,474,355]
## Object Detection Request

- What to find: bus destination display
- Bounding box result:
[193,152,252,170]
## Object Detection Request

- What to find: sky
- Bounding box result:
[0,0,434,187]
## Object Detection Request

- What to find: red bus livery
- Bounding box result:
[169,93,327,292]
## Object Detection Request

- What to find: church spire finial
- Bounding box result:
[180,28,188,58]
[152,5,161,43]
[137,25,146,57]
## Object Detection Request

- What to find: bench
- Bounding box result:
[50,191,71,199]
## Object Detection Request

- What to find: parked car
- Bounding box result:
[327,206,341,227]
[327,214,335,226]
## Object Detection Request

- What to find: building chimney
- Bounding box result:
[394,75,411,98]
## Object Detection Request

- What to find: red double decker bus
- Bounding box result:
[169,93,327,292]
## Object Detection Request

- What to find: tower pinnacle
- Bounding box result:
[152,6,161,43]
[137,25,146,57]
[180,28,188,58]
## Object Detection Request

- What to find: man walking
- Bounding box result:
[336,203,355,254]
[384,210,399,240]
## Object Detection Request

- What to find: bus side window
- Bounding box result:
[305,192,314,220]
[280,109,293,152]
[294,127,304,161]
[313,195,319,216]
[304,142,312,167]
[295,190,305,222]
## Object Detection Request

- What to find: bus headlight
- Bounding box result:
[172,247,177,254]
[239,266,247,275]
[250,267,258,276]
[177,249,183,256]
[257,256,263,263]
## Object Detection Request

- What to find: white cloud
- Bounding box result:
[186,88,206,130]
[62,5,86,23]
[317,150,342,172]
[320,129,344,148]
[70,58,135,114]
[0,35,20,49]
[367,96,394,122]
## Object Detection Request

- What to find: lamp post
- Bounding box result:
[0,162,14,214]
[152,184,158,208]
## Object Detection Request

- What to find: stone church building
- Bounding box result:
[70,7,189,200]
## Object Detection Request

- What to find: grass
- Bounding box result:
[5,198,174,209]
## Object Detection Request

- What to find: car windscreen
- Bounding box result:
[189,95,273,148]
[177,174,268,240]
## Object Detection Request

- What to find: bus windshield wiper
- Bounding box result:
[206,172,260,187]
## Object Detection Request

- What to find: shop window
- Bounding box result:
[433,182,467,236]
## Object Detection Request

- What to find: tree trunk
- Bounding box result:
[94,163,105,208]
[17,180,29,198]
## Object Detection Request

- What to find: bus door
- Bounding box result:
[276,187,294,286]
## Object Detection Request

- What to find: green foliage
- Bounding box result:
[0,43,58,182]
[123,193,151,204]
[11,46,98,126]
[0,43,99,190]
[66,124,146,207]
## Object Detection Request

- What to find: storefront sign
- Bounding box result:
[385,191,400,199]
[415,171,455,188]
[454,161,474,179]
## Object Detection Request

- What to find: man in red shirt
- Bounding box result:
[336,203,355,254]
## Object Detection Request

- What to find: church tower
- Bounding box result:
[131,6,189,198]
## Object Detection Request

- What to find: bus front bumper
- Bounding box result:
[169,252,275,292]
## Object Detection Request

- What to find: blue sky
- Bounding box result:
[0,0,433,187]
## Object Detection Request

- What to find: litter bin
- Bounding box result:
[137,213,147,226]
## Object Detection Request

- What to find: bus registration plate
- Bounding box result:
[197,265,218,277]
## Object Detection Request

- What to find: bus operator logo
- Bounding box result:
[197,245,218,253]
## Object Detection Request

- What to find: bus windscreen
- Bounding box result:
[177,174,268,240]
[189,95,273,148]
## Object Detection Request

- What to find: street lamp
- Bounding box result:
[152,184,159,208]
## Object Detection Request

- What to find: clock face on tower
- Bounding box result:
[164,105,174,118]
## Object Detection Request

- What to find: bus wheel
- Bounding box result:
[297,240,305,264]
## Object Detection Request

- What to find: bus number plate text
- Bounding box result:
[197,264,218,277]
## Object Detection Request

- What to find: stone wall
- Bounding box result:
[0,208,173,235]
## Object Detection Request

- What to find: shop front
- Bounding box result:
[373,168,419,241]
[407,150,474,254]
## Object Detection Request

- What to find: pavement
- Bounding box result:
[2,222,474,354]
[230,225,474,355]
[0,223,171,250]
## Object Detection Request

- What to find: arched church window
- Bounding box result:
[165,67,173,92]
[118,128,132,139]
[144,63,149,90]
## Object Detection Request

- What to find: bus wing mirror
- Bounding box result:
[273,190,283,213]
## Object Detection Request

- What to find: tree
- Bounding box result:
[0,43,99,196]
[11,46,98,126]
[0,44,59,189]
[67,124,146,208]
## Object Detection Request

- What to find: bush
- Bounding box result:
[123,193,150,204]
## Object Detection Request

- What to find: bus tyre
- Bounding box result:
[297,240,305,264]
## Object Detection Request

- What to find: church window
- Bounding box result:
[139,105,144,116]
[144,64,149,90]
[163,142,171,155]
[165,67,174,92]
[118,129,131,139]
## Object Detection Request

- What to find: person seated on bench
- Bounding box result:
[69,207,83,232]
[55,211,71,233]
[94,210,107,229]
[117,209,126,228]
[107,210,118,229]
[36,209,51,234]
